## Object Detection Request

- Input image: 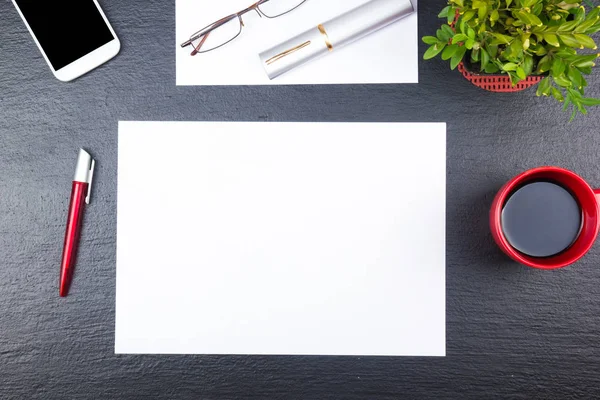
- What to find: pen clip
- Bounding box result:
[85,159,95,205]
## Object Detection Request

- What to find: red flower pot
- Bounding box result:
[457,61,543,93]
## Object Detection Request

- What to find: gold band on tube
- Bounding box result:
[265,41,312,65]
[317,24,333,52]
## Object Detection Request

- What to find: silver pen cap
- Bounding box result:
[73,148,95,204]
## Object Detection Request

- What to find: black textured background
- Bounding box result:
[2,1,600,399]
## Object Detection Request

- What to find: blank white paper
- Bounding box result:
[176,0,419,85]
[116,121,445,356]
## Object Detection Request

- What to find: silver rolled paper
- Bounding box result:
[259,0,415,80]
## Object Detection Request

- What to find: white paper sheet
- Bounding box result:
[176,0,418,85]
[116,121,445,356]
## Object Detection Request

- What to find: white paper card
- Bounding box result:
[116,121,446,356]
[176,0,419,85]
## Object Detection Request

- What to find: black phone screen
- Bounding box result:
[14,0,115,71]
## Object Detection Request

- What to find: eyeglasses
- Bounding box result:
[180,0,307,55]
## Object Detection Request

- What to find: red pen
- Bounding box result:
[59,149,95,297]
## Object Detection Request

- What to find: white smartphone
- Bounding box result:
[11,0,120,82]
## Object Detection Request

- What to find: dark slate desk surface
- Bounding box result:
[1,1,600,399]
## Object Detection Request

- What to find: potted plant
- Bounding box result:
[423,0,600,120]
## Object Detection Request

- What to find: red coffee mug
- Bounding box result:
[490,166,600,269]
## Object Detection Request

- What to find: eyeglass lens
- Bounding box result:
[257,0,306,18]
[190,0,307,54]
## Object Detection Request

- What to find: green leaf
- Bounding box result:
[468,28,476,40]
[436,26,453,43]
[573,34,597,49]
[574,61,595,69]
[490,10,499,23]
[450,46,467,70]
[570,89,583,100]
[448,6,456,24]
[551,87,564,102]
[452,34,469,43]
[574,18,599,34]
[506,0,513,7]
[563,92,572,111]
[574,5,586,24]
[552,58,566,76]
[532,45,548,56]
[569,108,578,123]
[580,98,600,106]
[568,66,584,89]
[441,24,455,41]
[441,44,459,60]
[516,11,529,25]
[536,54,552,73]
[536,77,552,97]
[586,6,600,21]
[465,39,475,49]
[516,11,543,27]
[558,20,580,32]
[484,63,500,73]
[559,34,582,48]
[480,48,490,70]
[516,67,526,80]
[509,71,520,86]
[462,10,476,23]
[544,33,560,47]
[478,4,488,20]
[581,76,588,91]
[502,62,518,71]
[460,15,468,33]
[507,38,524,59]
[436,29,444,41]
[438,6,450,18]
[422,36,439,45]
[522,55,534,76]
[526,12,543,27]
[555,48,577,58]
[491,33,513,44]
[583,25,600,36]
[572,54,599,65]
[423,43,446,60]
[553,74,573,88]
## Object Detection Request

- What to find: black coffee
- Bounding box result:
[501,181,582,258]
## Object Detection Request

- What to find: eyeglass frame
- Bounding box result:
[180,0,307,55]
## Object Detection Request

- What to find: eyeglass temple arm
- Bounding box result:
[190,32,211,55]
[181,31,209,48]
[181,14,242,48]
[181,32,205,48]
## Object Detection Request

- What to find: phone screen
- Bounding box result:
[15,0,115,71]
